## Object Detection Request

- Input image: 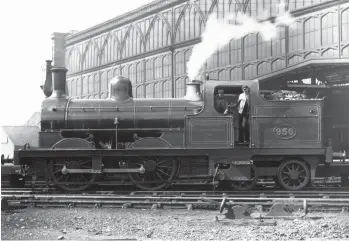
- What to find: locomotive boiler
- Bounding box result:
[3,32,349,192]
[41,75,204,149]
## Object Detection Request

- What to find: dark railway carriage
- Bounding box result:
[3,33,349,192]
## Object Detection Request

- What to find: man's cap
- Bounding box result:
[242,85,248,89]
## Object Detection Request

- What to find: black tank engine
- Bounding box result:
[2,32,348,192]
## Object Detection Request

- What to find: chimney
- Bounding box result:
[183,80,202,101]
[41,60,53,97]
[50,32,69,99]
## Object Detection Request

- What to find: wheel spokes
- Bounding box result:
[128,158,178,191]
[49,158,96,191]
[156,168,170,177]
[278,160,310,190]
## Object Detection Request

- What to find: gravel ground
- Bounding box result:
[1,207,349,240]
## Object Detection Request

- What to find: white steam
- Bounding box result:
[187,1,295,81]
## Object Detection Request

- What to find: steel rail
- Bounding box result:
[3,188,349,197]
[3,195,349,213]
[1,177,343,189]
[3,192,349,199]
[6,199,349,206]
[2,189,349,214]
[2,193,349,202]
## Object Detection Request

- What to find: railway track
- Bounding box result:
[3,188,349,197]
[2,188,349,215]
[1,175,344,189]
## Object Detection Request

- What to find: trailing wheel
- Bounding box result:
[277,159,310,191]
[128,157,179,191]
[48,157,97,192]
[231,164,258,191]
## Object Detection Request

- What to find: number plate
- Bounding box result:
[90,169,102,174]
[232,160,253,165]
[273,124,296,140]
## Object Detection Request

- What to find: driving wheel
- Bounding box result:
[128,157,179,191]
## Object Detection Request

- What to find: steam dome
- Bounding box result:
[108,76,133,101]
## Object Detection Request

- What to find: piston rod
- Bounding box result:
[61,165,145,174]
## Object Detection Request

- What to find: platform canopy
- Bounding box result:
[256,59,349,87]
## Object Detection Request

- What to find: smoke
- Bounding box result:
[187,0,295,81]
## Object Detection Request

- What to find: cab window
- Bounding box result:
[213,86,243,114]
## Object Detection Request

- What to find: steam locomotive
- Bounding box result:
[2,33,349,192]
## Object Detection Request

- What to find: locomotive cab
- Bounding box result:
[213,85,249,145]
[184,80,254,149]
[207,78,325,150]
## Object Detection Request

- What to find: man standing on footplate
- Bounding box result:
[237,85,250,143]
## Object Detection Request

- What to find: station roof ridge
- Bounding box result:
[65,0,341,46]
[66,0,186,45]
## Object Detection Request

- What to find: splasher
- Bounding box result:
[187,0,295,81]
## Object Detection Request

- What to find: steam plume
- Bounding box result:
[187,0,295,81]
